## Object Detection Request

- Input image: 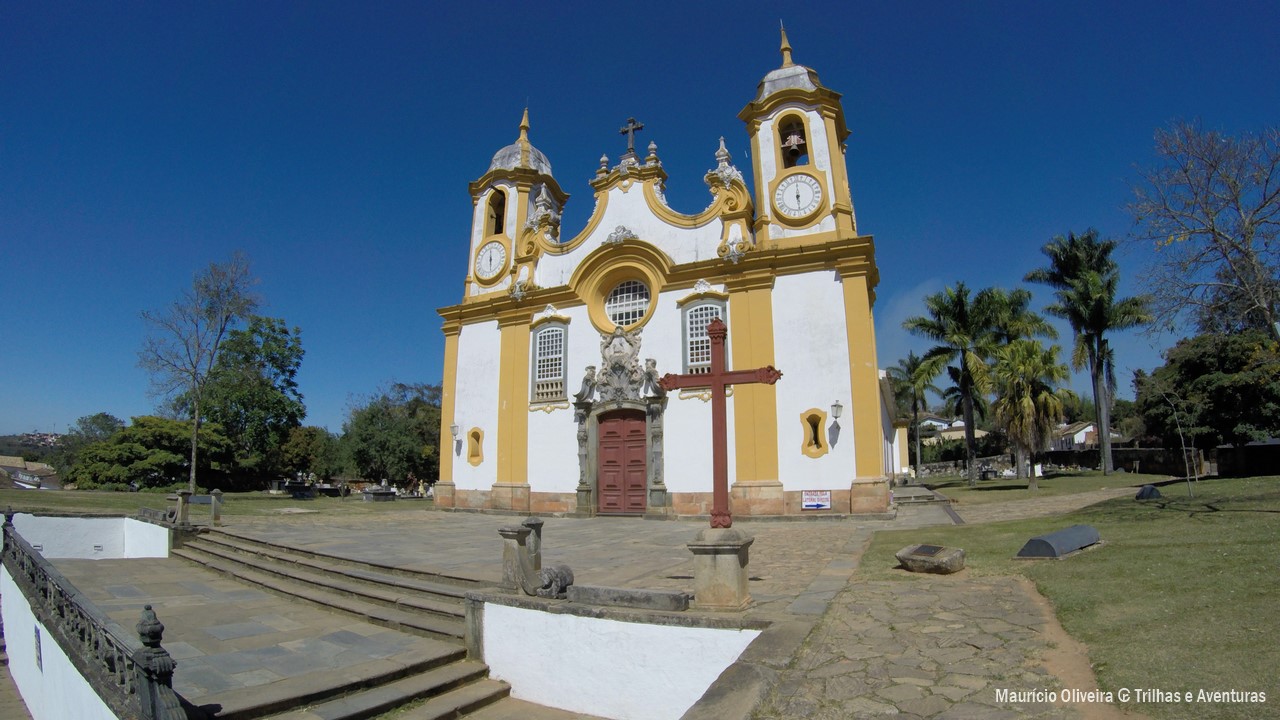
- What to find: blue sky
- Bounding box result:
[3,1,1279,435]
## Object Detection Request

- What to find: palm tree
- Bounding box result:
[992,339,1072,490]
[887,352,940,481]
[1026,230,1151,474]
[904,283,1053,485]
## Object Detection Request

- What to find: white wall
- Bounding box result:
[8,516,168,560]
[2,567,120,720]
[772,272,856,490]
[482,602,759,720]
[452,319,502,490]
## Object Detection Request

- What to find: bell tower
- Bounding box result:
[464,110,567,300]
[739,27,857,248]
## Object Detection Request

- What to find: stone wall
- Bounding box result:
[915,454,1012,478]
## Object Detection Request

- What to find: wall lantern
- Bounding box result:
[450,423,460,440]
[831,401,844,420]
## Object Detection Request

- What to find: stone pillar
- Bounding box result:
[687,527,754,611]
[520,517,543,572]
[133,605,185,720]
[850,477,891,514]
[210,489,223,527]
[433,480,457,508]
[174,490,191,527]
[574,402,593,515]
[497,525,532,592]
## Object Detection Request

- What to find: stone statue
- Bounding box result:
[596,327,644,401]
[641,358,665,397]
[573,365,597,403]
[535,564,575,599]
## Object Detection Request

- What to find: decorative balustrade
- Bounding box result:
[2,510,185,720]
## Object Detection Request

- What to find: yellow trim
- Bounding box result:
[531,190,609,255]
[800,408,831,459]
[471,236,510,287]
[495,321,530,484]
[767,168,830,229]
[440,232,878,329]
[569,240,672,334]
[439,330,460,482]
[820,107,857,235]
[840,273,885,478]
[728,278,779,483]
[641,177,752,230]
[466,427,484,467]
[771,111,815,178]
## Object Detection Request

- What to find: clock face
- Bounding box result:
[773,173,823,219]
[474,241,507,281]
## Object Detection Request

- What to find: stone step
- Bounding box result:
[192,641,474,720]
[171,546,466,642]
[263,661,502,720]
[207,529,481,588]
[178,536,466,621]
[386,680,515,720]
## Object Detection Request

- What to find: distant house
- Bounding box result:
[0,459,61,490]
[1052,422,1120,451]
[923,425,988,446]
[918,414,951,431]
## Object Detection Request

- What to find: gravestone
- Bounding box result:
[894,543,966,574]
[1016,524,1101,558]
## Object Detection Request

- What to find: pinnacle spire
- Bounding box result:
[779,22,794,67]
[517,108,531,167]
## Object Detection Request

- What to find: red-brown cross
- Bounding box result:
[658,317,782,528]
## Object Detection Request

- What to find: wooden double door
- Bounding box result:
[597,410,647,514]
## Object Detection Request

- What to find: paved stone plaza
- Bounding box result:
[1,488,1140,719]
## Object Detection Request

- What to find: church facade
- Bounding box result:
[435,33,907,518]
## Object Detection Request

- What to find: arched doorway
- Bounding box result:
[597,409,647,514]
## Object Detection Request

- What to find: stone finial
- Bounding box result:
[646,140,659,165]
[3,506,13,526]
[137,605,165,648]
[715,136,732,167]
[597,153,609,176]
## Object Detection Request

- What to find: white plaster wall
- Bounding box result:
[2,567,119,720]
[535,183,726,289]
[646,289,734,493]
[482,602,759,720]
[122,518,170,558]
[772,272,857,490]
[11,516,124,559]
[451,319,501,489]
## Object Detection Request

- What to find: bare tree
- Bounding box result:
[1130,122,1280,340]
[140,253,258,492]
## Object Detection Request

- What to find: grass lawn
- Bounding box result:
[925,470,1170,506]
[0,488,434,518]
[862,476,1279,720]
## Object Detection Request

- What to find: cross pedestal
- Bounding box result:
[658,317,782,610]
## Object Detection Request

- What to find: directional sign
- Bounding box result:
[801,490,831,511]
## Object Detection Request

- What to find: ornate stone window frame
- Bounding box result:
[677,285,729,376]
[530,314,570,405]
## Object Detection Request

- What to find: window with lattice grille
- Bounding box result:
[532,325,566,402]
[605,280,650,327]
[685,304,722,375]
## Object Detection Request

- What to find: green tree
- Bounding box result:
[1134,331,1280,449]
[64,416,232,490]
[197,316,305,480]
[343,383,442,487]
[904,283,1052,485]
[1130,122,1280,339]
[51,412,125,474]
[886,352,940,478]
[140,253,258,492]
[1026,229,1150,473]
[992,340,1072,489]
[280,425,344,481]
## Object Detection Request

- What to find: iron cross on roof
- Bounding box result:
[619,117,644,155]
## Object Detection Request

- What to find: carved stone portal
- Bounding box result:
[573,329,669,516]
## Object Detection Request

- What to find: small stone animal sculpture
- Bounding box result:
[535,564,575,599]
